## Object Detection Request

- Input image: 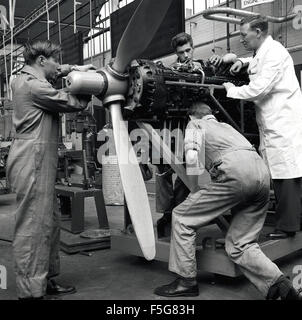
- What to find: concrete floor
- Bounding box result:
[1,192,302,300]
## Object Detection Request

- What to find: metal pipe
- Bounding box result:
[287,44,302,53]
[83,26,110,43]
[226,0,230,53]
[208,92,242,133]
[165,80,225,90]
[202,7,297,25]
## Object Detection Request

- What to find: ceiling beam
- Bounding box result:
[1,0,66,48]
[14,16,102,30]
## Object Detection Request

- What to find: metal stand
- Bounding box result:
[55,185,109,234]
[112,202,302,277]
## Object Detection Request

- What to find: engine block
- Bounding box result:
[124,59,249,120]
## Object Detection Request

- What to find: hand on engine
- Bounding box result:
[57,64,72,77]
[73,64,97,72]
[230,60,243,75]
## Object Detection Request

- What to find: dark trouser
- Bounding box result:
[155,164,190,217]
[272,178,302,232]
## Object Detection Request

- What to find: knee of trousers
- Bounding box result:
[171,207,185,226]
[225,240,244,261]
[171,209,195,239]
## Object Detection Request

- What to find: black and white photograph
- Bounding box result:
[0,0,302,311]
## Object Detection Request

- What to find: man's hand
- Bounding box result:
[223,82,235,91]
[209,53,237,66]
[73,64,97,72]
[229,60,243,75]
[57,64,71,77]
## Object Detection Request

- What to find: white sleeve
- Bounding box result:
[226,53,283,101]
[237,57,253,64]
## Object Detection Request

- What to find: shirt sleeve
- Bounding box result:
[30,79,87,114]
[237,57,253,65]
[227,52,283,101]
[184,120,203,153]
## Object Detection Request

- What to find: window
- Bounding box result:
[185,0,226,18]
[84,0,135,60]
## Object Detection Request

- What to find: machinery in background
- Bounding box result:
[124,59,248,120]
[123,59,254,142]
[0,141,11,194]
[57,109,102,190]
[55,107,110,251]
[0,99,13,195]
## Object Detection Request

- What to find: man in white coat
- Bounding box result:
[221,16,302,239]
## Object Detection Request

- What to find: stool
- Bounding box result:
[55,185,109,234]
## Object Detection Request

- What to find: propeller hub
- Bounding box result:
[101,64,129,106]
[65,66,129,107]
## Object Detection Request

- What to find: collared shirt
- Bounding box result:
[184,115,253,171]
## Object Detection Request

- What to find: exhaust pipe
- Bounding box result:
[202,7,296,25]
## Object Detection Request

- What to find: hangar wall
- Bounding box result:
[157,0,302,73]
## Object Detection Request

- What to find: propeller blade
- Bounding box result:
[110,103,155,260]
[112,0,173,73]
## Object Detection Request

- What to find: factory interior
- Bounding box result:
[0,0,302,305]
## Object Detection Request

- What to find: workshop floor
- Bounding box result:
[1,192,302,300]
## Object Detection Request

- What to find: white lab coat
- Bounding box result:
[227,35,302,179]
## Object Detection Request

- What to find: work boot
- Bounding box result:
[154,277,199,297]
[46,279,76,296]
[267,275,302,300]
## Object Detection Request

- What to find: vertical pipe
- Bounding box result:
[89,0,94,110]
[226,0,230,53]
[46,0,50,40]
[74,0,77,34]
[2,35,9,100]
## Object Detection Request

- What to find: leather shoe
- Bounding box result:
[284,287,302,300]
[266,230,296,240]
[154,278,199,297]
[46,279,76,296]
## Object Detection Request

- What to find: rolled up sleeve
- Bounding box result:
[184,121,203,153]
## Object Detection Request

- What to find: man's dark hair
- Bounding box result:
[23,40,61,65]
[171,32,193,51]
[188,101,213,119]
[240,15,269,34]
